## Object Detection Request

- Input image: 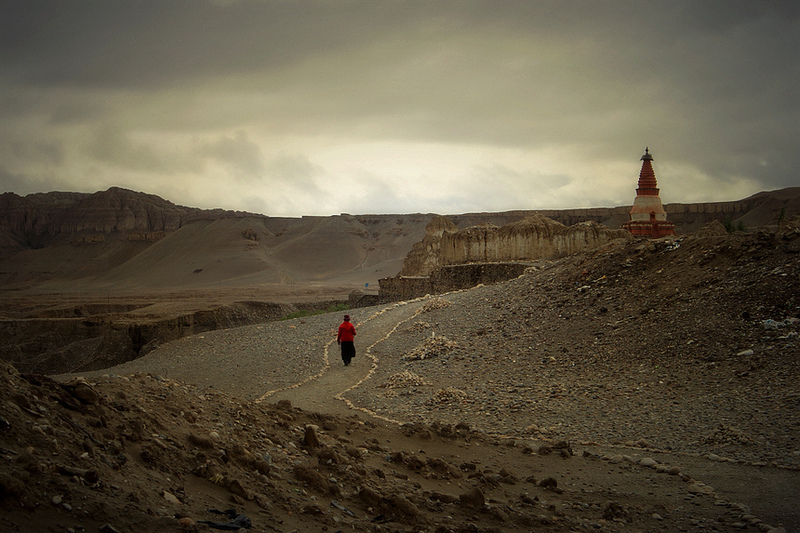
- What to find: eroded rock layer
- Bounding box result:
[399,214,632,277]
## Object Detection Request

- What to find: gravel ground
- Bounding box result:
[87,232,800,471]
[68,230,800,530]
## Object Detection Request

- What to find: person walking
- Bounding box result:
[337,314,356,366]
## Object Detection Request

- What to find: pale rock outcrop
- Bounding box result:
[399,214,632,277]
[398,215,458,276]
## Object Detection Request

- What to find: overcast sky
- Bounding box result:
[1,1,797,217]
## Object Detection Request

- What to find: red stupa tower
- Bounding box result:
[621,148,676,238]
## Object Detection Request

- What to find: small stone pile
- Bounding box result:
[405,320,431,332]
[420,298,451,313]
[699,424,759,446]
[380,371,428,389]
[402,335,458,361]
[426,386,469,406]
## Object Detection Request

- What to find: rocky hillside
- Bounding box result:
[1,221,798,532]
[0,189,430,290]
[1,187,798,291]
[0,187,241,252]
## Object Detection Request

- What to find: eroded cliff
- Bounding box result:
[398,214,632,277]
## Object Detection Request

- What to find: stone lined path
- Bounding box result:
[256,299,430,422]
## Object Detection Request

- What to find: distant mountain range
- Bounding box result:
[1,186,797,292]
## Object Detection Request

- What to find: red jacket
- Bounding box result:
[337,321,356,342]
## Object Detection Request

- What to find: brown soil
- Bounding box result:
[1,224,799,532]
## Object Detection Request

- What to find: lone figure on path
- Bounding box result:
[337,314,357,366]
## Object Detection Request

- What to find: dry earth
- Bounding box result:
[1,224,799,532]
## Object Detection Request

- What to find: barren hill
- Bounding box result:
[0,188,432,292]
[2,187,798,293]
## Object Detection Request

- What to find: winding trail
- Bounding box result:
[256,298,430,423]
[70,297,439,421]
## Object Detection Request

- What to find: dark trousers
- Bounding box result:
[340,341,355,365]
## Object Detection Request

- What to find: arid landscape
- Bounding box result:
[1,188,799,532]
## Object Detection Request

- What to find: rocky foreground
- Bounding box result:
[1,223,799,532]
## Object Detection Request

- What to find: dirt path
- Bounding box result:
[66,300,426,406]
[256,299,428,421]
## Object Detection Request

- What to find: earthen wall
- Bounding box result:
[378,263,533,302]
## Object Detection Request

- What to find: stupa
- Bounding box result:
[621,147,676,238]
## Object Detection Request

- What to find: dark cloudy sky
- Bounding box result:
[1,1,797,216]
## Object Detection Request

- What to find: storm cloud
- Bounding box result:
[1,1,797,216]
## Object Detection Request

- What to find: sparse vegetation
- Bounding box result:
[723,216,747,233]
[280,302,349,321]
